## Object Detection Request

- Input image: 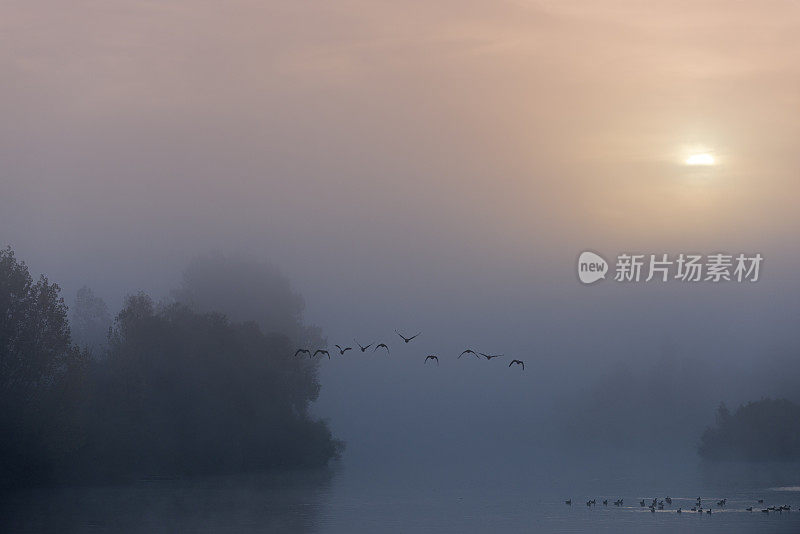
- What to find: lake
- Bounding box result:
[3,451,800,533]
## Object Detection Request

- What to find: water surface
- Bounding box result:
[4,453,799,533]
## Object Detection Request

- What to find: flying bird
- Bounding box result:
[294,349,310,357]
[479,353,503,360]
[458,349,480,359]
[354,340,372,352]
[424,355,439,365]
[395,330,420,343]
[374,343,390,355]
[508,359,525,370]
[334,344,352,355]
[313,349,330,359]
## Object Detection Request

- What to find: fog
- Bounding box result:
[2,0,800,506]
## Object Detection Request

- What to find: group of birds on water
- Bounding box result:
[294,330,526,370]
[565,496,793,515]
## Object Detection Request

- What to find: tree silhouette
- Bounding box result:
[0,247,87,487]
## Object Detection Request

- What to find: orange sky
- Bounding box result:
[1,0,799,302]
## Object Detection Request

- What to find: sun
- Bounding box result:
[685,153,715,166]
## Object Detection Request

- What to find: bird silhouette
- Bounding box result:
[479,352,503,360]
[424,355,439,365]
[294,349,310,357]
[313,349,330,359]
[458,349,480,359]
[334,344,352,355]
[354,340,372,352]
[374,343,390,355]
[565,499,572,505]
[395,330,420,343]
[508,359,525,370]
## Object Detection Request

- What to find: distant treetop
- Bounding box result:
[699,398,800,461]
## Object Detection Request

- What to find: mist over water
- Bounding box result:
[5,458,800,533]
[2,1,800,532]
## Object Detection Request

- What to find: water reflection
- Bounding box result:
[2,469,333,534]
[4,458,800,533]
[700,461,800,491]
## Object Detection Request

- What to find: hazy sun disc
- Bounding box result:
[686,153,715,165]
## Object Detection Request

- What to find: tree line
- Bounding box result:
[0,247,341,489]
[699,398,800,461]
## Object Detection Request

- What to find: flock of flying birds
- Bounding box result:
[294,330,526,370]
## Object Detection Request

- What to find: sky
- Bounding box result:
[2,0,799,465]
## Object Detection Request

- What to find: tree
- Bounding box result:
[70,285,112,355]
[0,247,73,398]
[172,252,323,347]
[699,398,800,461]
[0,248,340,487]
[78,294,341,480]
[0,246,87,487]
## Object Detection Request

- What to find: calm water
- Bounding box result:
[4,453,800,533]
